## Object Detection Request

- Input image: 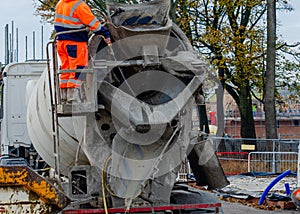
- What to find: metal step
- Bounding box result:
[57,102,97,116]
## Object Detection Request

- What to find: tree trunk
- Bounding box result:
[169,0,178,24]
[239,84,256,140]
[216,84,224,138]
[196,87,209,134]
[265,0,278,139]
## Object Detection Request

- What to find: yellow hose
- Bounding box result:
[102,155,112,214]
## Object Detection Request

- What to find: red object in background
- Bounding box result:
[62,203,222,213]
[210,111,216,125]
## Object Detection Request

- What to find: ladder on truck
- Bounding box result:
[46,30,99,178]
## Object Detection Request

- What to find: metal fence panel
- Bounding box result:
[177,138,300,177]
[247,152,298,173]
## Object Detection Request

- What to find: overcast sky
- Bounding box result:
[0,0,300,64]
[0,0,53,63]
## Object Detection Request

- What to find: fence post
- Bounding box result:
[297,142,300,188]
[247,152,252,172]
[272,140,276,173]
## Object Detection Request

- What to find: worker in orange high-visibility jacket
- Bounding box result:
[54,0,111,103]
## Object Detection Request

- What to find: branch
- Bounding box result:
[251,90,263,103]
[281,42,300,48]
[249,7,267,31]
[226,3,239,33]
[250,42,300,61]
[280,49,300,63]
[225,83,240,106]
[198,38,214,52]
[212,0,220,29]
[240,5,251,30]
[38,0,55,11]
[277,42,300,62]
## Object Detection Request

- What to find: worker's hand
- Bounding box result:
[96,26,112,46]
[104,37,112,46]
[96,26,111,40]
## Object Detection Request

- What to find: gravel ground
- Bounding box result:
[218,175,299,213]
[226,174,298,193]
[221,201,299,213]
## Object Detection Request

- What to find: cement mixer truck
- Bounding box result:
[0,1,228,213]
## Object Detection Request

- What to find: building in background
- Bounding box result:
[205,91,300,139]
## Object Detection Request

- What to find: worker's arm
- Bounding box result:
[75,2,111,44]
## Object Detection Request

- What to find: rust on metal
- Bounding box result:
[0,166,68,209]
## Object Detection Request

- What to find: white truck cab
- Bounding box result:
[0,61,47,156]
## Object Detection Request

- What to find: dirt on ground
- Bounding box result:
[191,174,299,213]
[221,200,299,213]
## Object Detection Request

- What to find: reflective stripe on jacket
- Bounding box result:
[54,0,102,42]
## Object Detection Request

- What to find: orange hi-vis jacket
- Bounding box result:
[54,0,103,42]
[54,0,103,88]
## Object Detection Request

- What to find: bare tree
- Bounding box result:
[265,0,278,139]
